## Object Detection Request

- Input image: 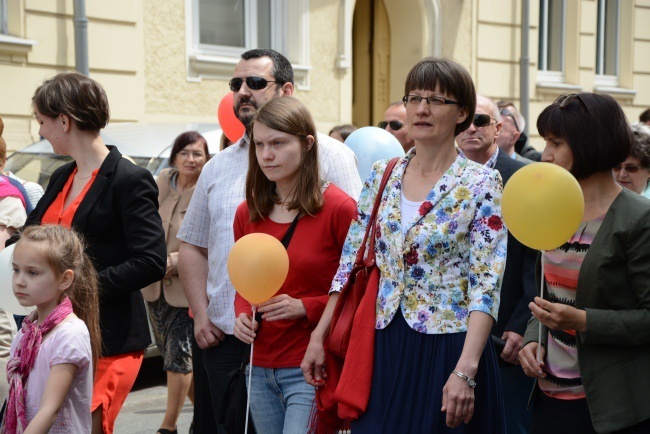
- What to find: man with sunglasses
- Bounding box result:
[457,95,537,434]
[176,48,362,433]
[379,102,414,152]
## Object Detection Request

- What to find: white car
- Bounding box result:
[5,122,222,188]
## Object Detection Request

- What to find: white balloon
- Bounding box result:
[0,244,34,316]
[344,127,405,182]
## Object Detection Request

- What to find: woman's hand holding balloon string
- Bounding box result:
[519,342,547,378]
[233,312,259,344]
[258,294,306,321]
[529,296,587,332]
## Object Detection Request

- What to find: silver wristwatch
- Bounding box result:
[452,370,476,388]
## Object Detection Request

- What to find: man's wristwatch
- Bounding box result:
[452,370,476,388]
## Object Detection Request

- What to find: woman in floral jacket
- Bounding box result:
[302,57,507,433]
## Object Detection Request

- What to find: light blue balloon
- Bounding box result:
[344,127,405,182]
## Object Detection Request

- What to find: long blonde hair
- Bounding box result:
[16,225,102,369]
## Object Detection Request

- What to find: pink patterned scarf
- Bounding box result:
[4,297,73,433]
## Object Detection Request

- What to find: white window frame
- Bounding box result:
[185,0,311,89]
[595,0,619,87]
[537,0,566,83]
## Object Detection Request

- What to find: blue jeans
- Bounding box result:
[245,366,315,434]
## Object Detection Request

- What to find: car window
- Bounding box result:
[5,153,72,188]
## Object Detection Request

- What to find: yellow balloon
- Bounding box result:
[227,233,289,304]
[502,162,584,251]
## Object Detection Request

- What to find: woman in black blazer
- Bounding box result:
[27,72,166,434]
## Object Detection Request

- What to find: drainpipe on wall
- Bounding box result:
[73,0,89,76]
[520,0,530,137]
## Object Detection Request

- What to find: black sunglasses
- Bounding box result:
[473,113,495,128]
[378,120,404,131]
[499,109,520,132]
[229,76,279,92]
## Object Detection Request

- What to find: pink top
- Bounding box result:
[10,316,92,433]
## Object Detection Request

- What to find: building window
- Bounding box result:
[0,0,7,34]
[538,0,565,80]
[187,0,310,88]
[197,0,279,56]
[596,0,619,84]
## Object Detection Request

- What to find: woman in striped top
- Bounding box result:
[518,93,650,434]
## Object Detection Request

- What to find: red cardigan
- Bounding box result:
[234,184,357,368]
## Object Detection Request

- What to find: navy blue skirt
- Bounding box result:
[351,310,505,434]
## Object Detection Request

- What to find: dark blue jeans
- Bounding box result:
[203,334,248,434]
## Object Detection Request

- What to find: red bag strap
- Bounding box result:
[354,157,400,267]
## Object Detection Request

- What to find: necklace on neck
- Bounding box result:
[75,173,92,180]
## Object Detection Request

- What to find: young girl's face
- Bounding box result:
[253,122,313,188]
[12,242,70,317]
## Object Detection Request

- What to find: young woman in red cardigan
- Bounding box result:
[232,96,357,434]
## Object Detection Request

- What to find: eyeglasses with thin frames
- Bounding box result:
[402,95,459,107]
[499,109,520,132]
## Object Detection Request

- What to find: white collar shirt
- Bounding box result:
[177,131,362,333]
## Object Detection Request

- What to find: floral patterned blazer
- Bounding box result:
[331,150,507,334]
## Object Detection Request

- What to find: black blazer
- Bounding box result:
[492,151,538,351]
[26,146,166,356]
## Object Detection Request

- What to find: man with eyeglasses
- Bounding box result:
[457,95,537,434]
[379,102,414,152]
[496,101,542,162]
[176,48,362,433]
[496,107,533,164]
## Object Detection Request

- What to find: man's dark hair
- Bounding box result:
[537,92,632,179]
[241,49,294,86]
[640,108,650,124]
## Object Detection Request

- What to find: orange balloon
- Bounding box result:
[217,92,245,143]
[502,162,584,251]
[227,233,289,304]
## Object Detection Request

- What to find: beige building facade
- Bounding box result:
[1,0,648,152]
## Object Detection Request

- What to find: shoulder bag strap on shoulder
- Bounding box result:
[354,157,400,265]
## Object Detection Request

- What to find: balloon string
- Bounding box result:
[245,305,256,434]
[538,251,545,365]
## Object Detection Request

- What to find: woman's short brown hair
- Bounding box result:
[404,57,476,136]
[536,92,632,179]
[246,97,322,222]
[32,72,110,131]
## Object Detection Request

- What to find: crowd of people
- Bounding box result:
[0,47,648,434]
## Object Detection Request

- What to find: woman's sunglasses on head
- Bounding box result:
[229,76,279,92]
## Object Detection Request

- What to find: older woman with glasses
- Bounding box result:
[519,92,650,434]
[303,57,507,433]
[613,123,650,197]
